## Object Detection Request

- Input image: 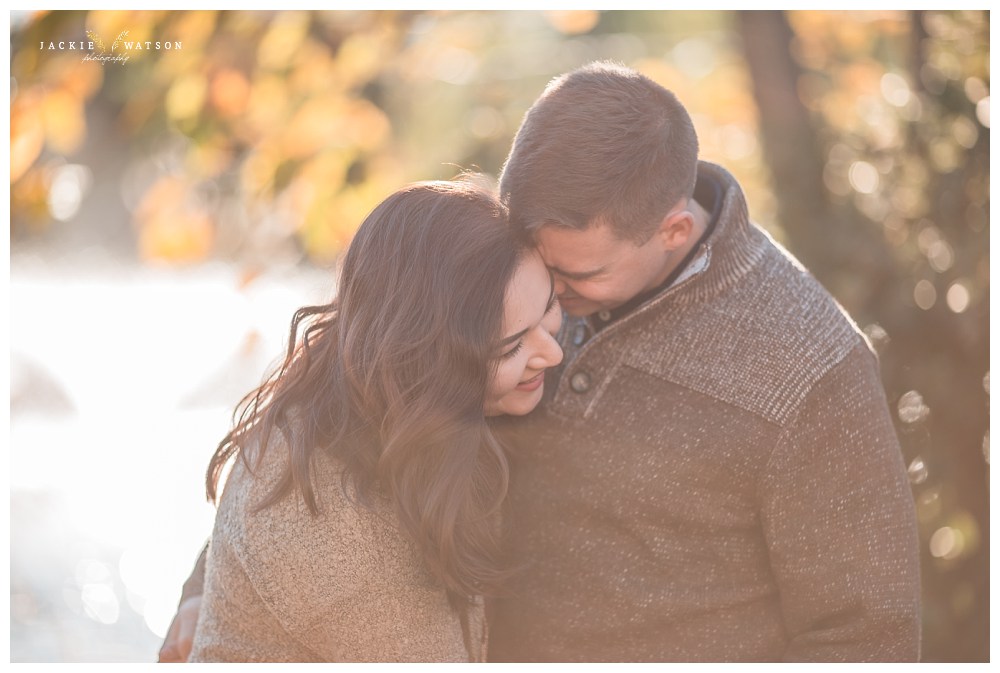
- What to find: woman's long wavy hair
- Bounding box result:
[206,179,527,609]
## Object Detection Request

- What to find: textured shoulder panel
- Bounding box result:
[623,242,867,427]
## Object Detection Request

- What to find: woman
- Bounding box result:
[188,179,563,662]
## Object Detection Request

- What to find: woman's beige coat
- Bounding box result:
[189,438,485,662]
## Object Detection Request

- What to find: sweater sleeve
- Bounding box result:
[758,342,921,662]
[178,540,208,604]
[189,532,322,662]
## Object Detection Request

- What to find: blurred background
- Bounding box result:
[9,10,989,663]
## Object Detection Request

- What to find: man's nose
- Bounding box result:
[553,275,569,296]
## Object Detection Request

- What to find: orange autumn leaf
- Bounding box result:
[11,94,46,183]
[138,210,214,263]
[41,87,87,156]
[134,176,214,263]
[210,68,251,119]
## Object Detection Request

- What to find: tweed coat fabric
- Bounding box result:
[487,162,921,662]
[188,435,485,662]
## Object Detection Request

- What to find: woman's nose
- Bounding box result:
[530,328,563,368]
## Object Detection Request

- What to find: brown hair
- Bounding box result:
[206,179,526,609]
[499,61,699,244]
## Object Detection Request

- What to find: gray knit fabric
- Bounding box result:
[487,162,921,662]
[189,436,485,662]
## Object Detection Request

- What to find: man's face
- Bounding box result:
[533,221,674,318]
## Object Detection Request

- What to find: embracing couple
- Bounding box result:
[159,62,921,663]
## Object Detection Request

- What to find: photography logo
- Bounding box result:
[39,29,182,65]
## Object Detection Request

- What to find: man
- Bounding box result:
[485,61,920,662]
[160,61,921,663]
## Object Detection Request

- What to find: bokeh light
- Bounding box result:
[913,279,937,310]
[898,390,931,424]
[945,281,970,313]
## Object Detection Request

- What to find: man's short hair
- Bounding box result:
[499,61,699,245]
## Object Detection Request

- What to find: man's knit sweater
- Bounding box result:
[487,162,921,662]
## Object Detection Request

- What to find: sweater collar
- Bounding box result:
[588,161,766,332]
[665,161,769,306]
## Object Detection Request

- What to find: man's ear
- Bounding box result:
[656,205,694,252]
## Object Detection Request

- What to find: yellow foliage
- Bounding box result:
[330,30,390,90]
[840,59,883,96]
[283,93,391,159]
[301,180,394,261]
[241,139,283,195]
[699,64,757,126]
[41,87,87,155]
[135,176,214,263]
[84,10,132,44]
[245,75,290,139]
[257,11,310,71]
[189,139,234,179]
[282,94,342,158]
[10,93,46,183]
[58,60,104,100]
[166,72,207,121]
[544,10,600,35]
[296,151,351,203]
[633,58,693,102]
[289,40,337,97]
[169,10,218,51]
[138,209,215,264]
[342,99,391,152]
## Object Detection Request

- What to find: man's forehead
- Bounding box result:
[533,223,620,277]
[534,222,621,255]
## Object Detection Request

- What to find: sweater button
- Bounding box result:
[597,310,612,322]
[570,371,591,393]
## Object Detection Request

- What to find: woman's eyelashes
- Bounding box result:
[545,293,559,314]
[500,341,524,361]
[499,292,558,361]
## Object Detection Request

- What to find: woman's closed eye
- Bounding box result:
[498,274,559,361]
[499,341,524,360]
[544,292,559,315]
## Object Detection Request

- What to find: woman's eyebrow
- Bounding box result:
[499,275,556,347]
[500,328,528,347]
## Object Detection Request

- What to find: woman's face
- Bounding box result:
[484,251,564,416]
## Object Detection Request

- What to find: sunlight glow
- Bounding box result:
[975,96,990,128]
[907,457,928,485]
[946,282,971,313]
[898,390,930,424]
[848,161,879,194]
[880,72,911,107]
[47,164,92,222]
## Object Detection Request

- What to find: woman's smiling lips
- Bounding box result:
[516,372,545,392]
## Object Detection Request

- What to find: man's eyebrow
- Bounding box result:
[548,264,606,281]
[499,275,556,347]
